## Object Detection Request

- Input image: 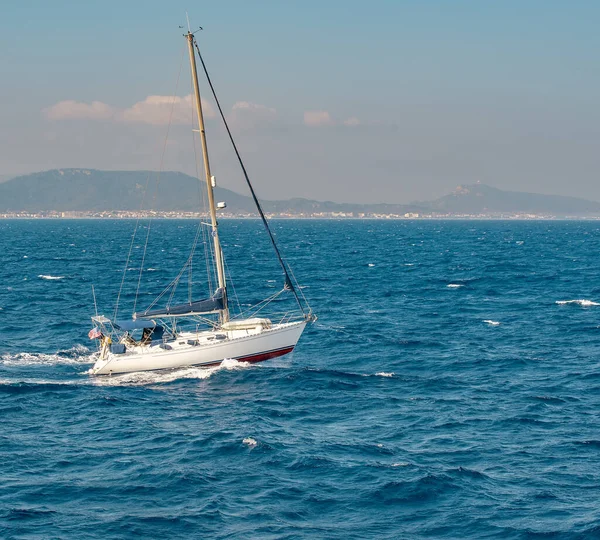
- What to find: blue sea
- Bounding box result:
[2,218,600,539]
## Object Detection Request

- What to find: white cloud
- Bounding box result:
[343,117,361,127]
[44,94,215,125]
[44,100,115,120]
[232,101,276,115]
[229,101,277,130]
[303,110,334,127]
[120,94,215,125]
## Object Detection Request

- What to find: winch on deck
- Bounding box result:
[221,318,272,331]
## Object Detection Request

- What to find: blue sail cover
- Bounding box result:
[135,288,225,319]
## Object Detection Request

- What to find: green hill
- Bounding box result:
[430,184,600,215]
[0,169,411,215]
[0,169,257,213]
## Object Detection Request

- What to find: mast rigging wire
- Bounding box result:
[192,38,307,317]
[114,45,187,321]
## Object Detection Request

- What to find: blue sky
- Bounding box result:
[2,0,600,203]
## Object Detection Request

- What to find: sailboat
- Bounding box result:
[88,29,315,376]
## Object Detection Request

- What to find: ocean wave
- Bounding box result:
[242,437,258,447]
[576,440,600,448]
[0,379,82,394]
[556,299,600,307]
[451,466,491,480]
[375,372,394,377]
[447,283,464,288]
[372,474,455,504]
[38,275,65,280]
[483,320,500,326]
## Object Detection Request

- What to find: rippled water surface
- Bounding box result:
[2,219,600,538]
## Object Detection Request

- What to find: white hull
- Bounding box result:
[90,321,306,375]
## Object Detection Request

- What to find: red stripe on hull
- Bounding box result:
[192,346,295,369]
[236,346,295,364]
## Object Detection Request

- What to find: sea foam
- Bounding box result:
[1,346,92,366]
[91,358,250,387]
[556,299,600,307]
[243,437,258,447]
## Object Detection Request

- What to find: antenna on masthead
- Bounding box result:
[184,12,203,36]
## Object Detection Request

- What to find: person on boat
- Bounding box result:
[141,327,153,345]
[123,332,138,346]
[100,334,111,355]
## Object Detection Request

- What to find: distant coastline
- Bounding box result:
[2,211,600,220]
[4,170,600,218]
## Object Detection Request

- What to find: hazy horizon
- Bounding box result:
[2,1,600,204]
[5,168,600,208]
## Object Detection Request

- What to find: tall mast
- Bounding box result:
[186,32,229,323]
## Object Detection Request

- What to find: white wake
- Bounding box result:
[91,358,252,387]
[1,345,93,366]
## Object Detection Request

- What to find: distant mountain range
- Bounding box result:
[428,184,600,215]
[1,169,600,216]
[0,169,411,215]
